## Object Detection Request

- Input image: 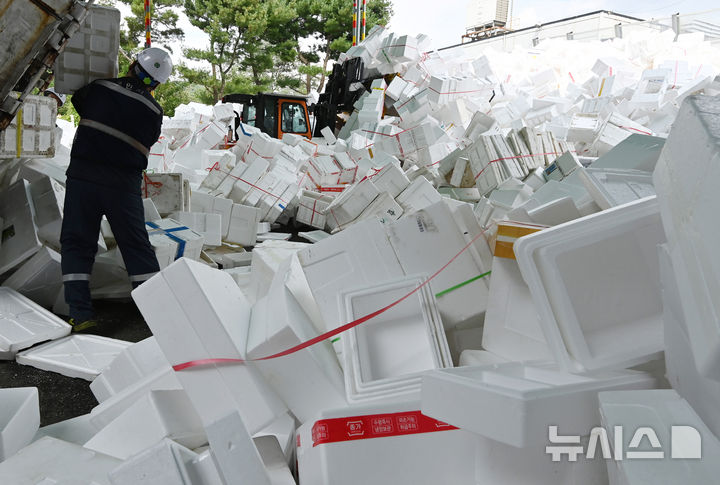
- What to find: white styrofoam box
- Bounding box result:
[324,177,379,231]
[296,400,478,485]
[515,197,666,372]
[458,350,509,367]
[630,68,671,109]
[578,167,655,210]
[526,196,582,226]
[225,203,261,246]
[296,191,332,230]
[89,367,181,429]
[387,201,490,329]
[229,158,270,203]
[0,180,42,276]
[205,411,271,485]
[255,435,296,485]
[90,337,169,403]
[0,387,39,462]
[298,230,331,243]
[131,258,286,432]
[248,283,347,422]
[370,161,409,198]
[53,5,120,93]
[249,240,309,303]
[395,176,442,215]
[422,362,655,448]
[85,389,206,460]
[566,113,603,144]
[28,175,64,248]
[0,96,57,158]
[0,436,121,484]
[34,413,99,446]
[108,438,201,485]
[171,211,223,247]
[590,134,665,172]
[147,136,171,172]
[221,250,252,269]
[146,218,205,268]
[211,160,248,198]
[2,246,62,309]
[16,335,132,381]
[341,276,451,403]
[200,151,237,194]
[142,197,161,222]
[298,219,404,332]
[599,390,720,484]
[257,221,271,234]
[141,173,185,216]
[653,95,720,383]
[0,287,70,359]
[482,257,552,362]
[191,192,233,237]
[660,243,720,438]
[355,191,403,225]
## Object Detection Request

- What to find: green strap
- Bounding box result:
[435,271,492,298]
[330,337,341,344]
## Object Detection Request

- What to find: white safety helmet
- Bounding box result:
[136,47,173,84]
[43,87,66,106]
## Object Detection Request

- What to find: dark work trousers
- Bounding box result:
[60,177,159,321]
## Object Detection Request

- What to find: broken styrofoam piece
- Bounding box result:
[85,389,206,460]
[257,232,292,242]
[515,196,666,372]
[34,413,99,447]
[132,258,286,433]
[143,197,161,222]
[578,167,655,210]
[422,362,655,448]
[341,275,452,403]
[296,400,478,485]
[2,246,62,309]
[599,390,720,484]
[482,257,552,362]
[248,283,347,422]
[108,438,202,485]
[90,337,170,403]
[589,134,665,172]
[297,230,331,243]
[0,180,42,276]
[254,435,296,485]
[28,175,65,248]
[249,240,309,304]
[458,350,509,367]
[653,95,720,383]
[254,412,297,467]
[206,411,272,485]
[660,243,720,438]
[0,436,121,484]
[0,387,39,462]
[15,335,131,381]
[0,287,70,359]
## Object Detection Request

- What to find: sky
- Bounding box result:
[124,0,720,61]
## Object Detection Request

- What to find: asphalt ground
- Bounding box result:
[0,298,151,426]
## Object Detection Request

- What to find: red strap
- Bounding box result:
[172,224,492,371]
[142,172,163,199]
[310,410,457,447]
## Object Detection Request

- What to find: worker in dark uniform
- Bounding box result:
[60,47,173,331]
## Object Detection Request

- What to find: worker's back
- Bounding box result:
[67,76,163,195]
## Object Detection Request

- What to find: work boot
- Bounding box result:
[68,318,98,333]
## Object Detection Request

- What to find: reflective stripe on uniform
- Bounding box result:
[129,272,158,283]
[63,273,92,282]
[96,80,161,115]
[79,119,150,157]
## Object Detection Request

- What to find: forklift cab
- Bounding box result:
[221,93,312,140]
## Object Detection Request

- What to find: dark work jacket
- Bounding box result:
[67,77,163,195]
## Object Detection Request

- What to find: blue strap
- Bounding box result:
[239,123,252,137]
[146,221,189,260]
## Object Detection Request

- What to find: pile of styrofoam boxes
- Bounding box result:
[4,19,720,483]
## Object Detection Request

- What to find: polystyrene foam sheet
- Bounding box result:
[16,335,132,380]
[0,387,39,462]
[515,197,665,372]
[0,287,70,359]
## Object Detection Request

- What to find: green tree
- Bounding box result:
[116,0,185,51]
[291,0,393,94]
